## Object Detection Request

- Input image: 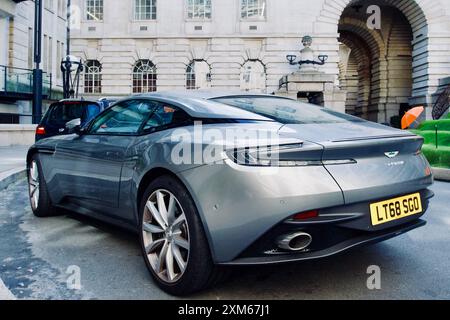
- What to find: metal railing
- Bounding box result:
[0,65,53,99]
[0,113,33,124]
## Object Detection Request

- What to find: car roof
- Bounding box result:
[52,99,102,105]
[137,89,286,100]
[123,90,290,120]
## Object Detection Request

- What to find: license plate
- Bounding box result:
[370,193,422,226]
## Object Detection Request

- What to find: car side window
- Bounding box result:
[84,104,101,122]
[89,100,155,135]
[143,103,191,132]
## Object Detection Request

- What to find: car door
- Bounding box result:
[54,99,156,218]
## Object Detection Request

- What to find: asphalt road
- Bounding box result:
[0,179,449,300]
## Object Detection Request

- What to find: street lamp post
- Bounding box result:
[286,36,329,69]
[32,0,43,124]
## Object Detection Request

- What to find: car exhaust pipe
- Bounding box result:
[277,232,312,251]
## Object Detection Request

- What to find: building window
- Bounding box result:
[186,62,196,90]
[240,60,266,92]
[186,60,211,90]
[135,0,157,20]
[86,0,103,21]
[187,0,211,19]
[241,0,266,19]
[84,60,102,94]
[133,60,157,93]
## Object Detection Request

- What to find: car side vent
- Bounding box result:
[194,25,203,31]
[88,26,96,32]
[140,26,148,31]
[249,25,257,30]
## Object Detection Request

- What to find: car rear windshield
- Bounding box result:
[212,97,366,124]
[47,102,99,124]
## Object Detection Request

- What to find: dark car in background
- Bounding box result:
[35,99,104,141]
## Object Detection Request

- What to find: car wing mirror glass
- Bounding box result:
[65,118,82,134]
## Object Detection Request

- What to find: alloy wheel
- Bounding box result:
[142,189,190,283]
[28,160,40,211]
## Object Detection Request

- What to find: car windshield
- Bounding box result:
[212,96,366,124]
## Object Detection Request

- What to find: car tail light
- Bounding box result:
[292,210,319,220]
[36,126,46,135]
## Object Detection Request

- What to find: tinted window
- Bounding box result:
[212,97,365,124]
[48,103,85,124]
[46,102,101,125]
[143,103,191,132]
[85,104,101,121]
[90,100,155,134]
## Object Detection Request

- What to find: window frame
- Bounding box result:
[84,60,102,94]
[141,101,193,134]
[86,0,104,21]
[240,0,267,21]
[134,0,157,21]
[86,99,192,136]
[186,62,196,90]
[132,59,158,93]
[87,99,156,136]
[186,0,212,21]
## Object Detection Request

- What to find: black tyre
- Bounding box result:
[28,155,57,217]
[139,175,225,296]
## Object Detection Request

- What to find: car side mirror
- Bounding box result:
[65,118,82,134]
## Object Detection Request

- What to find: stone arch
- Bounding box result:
[316,0,450,110]
[315,0,446,36]
[240,59,267,93]
[339,32,372,118]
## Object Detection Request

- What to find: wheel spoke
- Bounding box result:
[145,238,165,254]
[167,195,176,224]
[156,191,169,224]
[174,236,189,250]
[172,244,186,273]
[166,243,176,281]
[143,222,164,234]
[146,201,167,230]
[172,213,186,230]
[156,240,169,273]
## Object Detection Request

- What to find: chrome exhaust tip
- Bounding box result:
[277,232,312,251]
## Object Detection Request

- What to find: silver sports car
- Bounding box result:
[27,91,434,295]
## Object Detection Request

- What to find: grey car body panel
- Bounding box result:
[27,91,434,264]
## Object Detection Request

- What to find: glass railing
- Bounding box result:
[0,65,52,98]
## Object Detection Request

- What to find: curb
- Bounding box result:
[432,167,450,182]
[0,168,24,300]
[0,168,26,191]
[0,278,15,300]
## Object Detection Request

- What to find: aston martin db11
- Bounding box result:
[27,91,434,295]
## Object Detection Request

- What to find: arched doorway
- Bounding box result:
[338,1,415,124]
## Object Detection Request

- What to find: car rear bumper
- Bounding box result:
[219,189,434,265]
[180,159,434,264]
[219,218,427,265]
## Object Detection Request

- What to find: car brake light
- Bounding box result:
[36,126,46,135]
[292,210,319,220]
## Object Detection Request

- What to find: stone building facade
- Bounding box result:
[71,0,450,123]
[0,0,67,124]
